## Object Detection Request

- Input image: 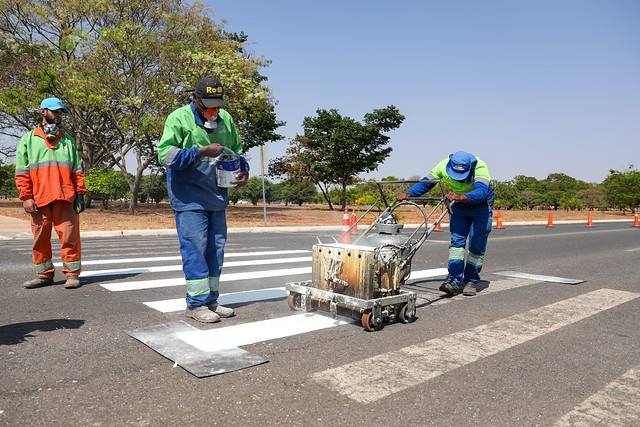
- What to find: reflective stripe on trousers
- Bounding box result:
[30,200,82,278]
[447,206,492,286]
[175,210,227,309]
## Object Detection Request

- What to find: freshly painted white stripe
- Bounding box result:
[53,250,311,267]
[311,289,639,404]
[101,267,312,291]
[495,270,584,284]
[554,366,640,426]
[177,312,351,352]
[83,256,311,278]
[407,268,448,280]
[144,287,288,313]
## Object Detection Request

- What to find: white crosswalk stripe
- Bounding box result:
[310,288,639,404]
[79,247,639,419]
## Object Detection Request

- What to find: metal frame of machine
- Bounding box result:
[285,180,452,331]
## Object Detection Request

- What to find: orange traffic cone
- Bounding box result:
[496,211,504,229]
[633,213,639,228]
[339,208,352,243]
[546,212,554,228]
[350,208,358,235]
[434,212,442,232]
[586,212,594,227]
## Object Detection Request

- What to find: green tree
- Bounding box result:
[0,0,283,214]
[602,165,640,214]
[138,172,167,203]
[278,178,318,206]
[0,161,18,197]
[271,106,404,210]
[577,185,607,211]
[84,167,129,209]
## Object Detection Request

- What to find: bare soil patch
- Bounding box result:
[0,199,633,231]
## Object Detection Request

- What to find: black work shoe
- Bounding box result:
[23,277,54,289]
[439,280,458,296]
[462,282,477,296]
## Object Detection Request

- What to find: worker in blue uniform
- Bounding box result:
[397,151,494,296]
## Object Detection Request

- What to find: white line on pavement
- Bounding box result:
[84,256,311,278]
[53,250,311,267]
[311,288,639,404]
[101,267,313,292]
[177,312,352,352]
[144,287,289,312]
[554,366,640,426]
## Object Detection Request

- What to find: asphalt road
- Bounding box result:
[1,222,639,425]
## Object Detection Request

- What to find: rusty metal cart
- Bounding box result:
[285,180,452,331]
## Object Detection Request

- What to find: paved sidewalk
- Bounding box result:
[0,214,32,240]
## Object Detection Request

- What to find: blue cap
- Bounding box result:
[446,151,476,181]
[40,97,69,114]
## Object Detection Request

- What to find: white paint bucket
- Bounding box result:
[215,149,241,188]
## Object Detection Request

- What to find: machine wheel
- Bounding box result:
[361,310,383,332]
[399,303,416,324]
[287,293,301,310]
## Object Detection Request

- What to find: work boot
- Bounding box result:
[207,302,236,318]
[462,282,477,296]
[439,280,459,296]
[64,275,81,289]
[185,306,220,323]
[23,276,54,289]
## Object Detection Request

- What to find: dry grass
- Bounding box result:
[0,198,634,231]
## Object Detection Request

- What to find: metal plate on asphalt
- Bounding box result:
[494,271,584,285]
[126,321,268,377]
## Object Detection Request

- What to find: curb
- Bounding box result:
[1,219,635,240]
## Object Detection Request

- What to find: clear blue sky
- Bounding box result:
[205,0,640,183]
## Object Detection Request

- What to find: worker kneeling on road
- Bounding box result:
[397,151,494,297]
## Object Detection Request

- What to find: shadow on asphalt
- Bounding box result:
[0,319,85,345]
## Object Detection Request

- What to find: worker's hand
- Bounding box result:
[447,192,467,203]
[73,193,85,214]
[198,144,226,158]
[232,170,249,188]
[396,192,411,201]
[23,198,38,214]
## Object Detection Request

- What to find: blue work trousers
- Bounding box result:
[447,206,492,286]
[174,210,227,309]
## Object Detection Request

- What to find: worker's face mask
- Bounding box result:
[202,107,219,129]
[42,123,59,141]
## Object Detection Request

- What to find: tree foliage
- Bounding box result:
[270,106,404,210]
[84,167,129,209]
[602,165,640,213]
[0,0,283,213]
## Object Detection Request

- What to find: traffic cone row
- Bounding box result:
[339,208,351,243]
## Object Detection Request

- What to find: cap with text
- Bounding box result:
[194,77,227,108]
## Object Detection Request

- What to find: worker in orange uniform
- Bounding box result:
[14,97,88,289]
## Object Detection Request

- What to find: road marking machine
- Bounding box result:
[285,180,452,331]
